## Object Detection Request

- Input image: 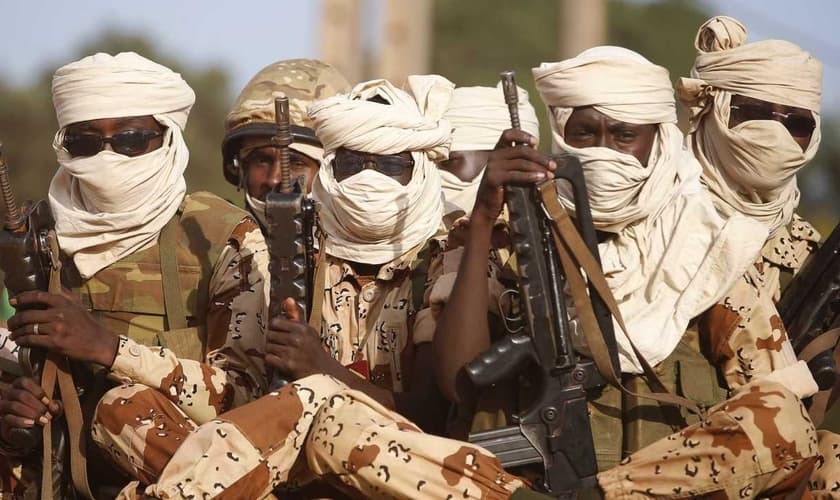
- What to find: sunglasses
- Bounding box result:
[62,130,163,157]
[729,103,816,138]
[332,149,414,179]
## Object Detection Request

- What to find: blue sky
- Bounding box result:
[3,0,838,111]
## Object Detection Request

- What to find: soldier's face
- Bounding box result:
[239,136,320,199]
[728,94,814,153]
[437,150,491,182]
[563,107,657,166]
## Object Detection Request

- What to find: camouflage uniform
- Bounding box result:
[700,216,840,495]
[427,217,831,498]
[319,244,434,393]
[84,192,270,487]
[111,374,525,499]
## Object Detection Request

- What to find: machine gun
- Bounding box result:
[0,143,72,498]
[264,97,317,390]
[465,72,621,498]
[777,222,840,392]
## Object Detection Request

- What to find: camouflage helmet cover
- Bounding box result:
[222,58,351,185]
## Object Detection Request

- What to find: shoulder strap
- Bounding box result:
[410,244,432,314]
[40,230,94,500]
[159,211,187,332]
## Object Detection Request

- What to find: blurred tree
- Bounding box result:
[0,31,239,206]
[431,0,709,148]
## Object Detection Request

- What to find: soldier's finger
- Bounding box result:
[1,413,35,429]
[495,129,537,149]
[4,387,47,415]
[265,351,294,372]
[14,377,47,401]
[0,398,43,422]
[267,330,303,348]
[281,298,304,322]
[10,333,55,351]
[268,316,308,334]
[494,145,552,165]
[57,288,83,305]
[6,309,52,330]
[9,291,66,309]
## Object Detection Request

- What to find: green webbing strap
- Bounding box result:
[411,245,432,314]
[159,214,188,332]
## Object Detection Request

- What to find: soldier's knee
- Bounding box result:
[723,380,818,464]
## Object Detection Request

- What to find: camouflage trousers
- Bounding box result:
[92,374,525,499]
[91,375,840,499]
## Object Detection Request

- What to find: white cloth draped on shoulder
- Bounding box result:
[48,52,196,279]
[439,84,540,216]
[309,75,453,265]
[677,16,823,235]
[534,46,767,373]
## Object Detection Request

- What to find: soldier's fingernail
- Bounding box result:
[549,160,557,169]
[22,419,34,427]
[8,297,16,306]
[41,396,51,406]
[39,415,49,426]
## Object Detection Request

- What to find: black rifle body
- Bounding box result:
[777,222,840,391]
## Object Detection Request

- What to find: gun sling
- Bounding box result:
[538,182,704,417]
[40,230,94,500]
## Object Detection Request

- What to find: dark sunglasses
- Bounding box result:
[332,149,414,178]
[62,130,163,157]
[729,103,816,138]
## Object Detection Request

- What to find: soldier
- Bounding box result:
[678,16,840,493]
[221,58,351,229]
[96,75,537,499]
[0,52,269,496]
[437,84,540,225]
[433,46,822,497]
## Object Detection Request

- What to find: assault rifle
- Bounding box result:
[777,222,840,391]
[265,97,316,390]
[466,72,621,498]
[0,143,70,497]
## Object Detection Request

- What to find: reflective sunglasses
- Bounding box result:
[332,149,414,179]
[729,103,816,138]
[62,130,163,157]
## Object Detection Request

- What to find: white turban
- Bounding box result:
[677,16,823,235]
[310,75,452,264]
[534,47,766,373]
[438,84,541,216]
[49,52,195,278]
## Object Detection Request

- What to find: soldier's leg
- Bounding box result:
[597,378,819,499]
[91,384,197,485]
[810,429,840,498]
[140,374,523,499]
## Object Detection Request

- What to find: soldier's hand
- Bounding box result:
[473,129,555,224]
[7,290,119,367]
[266,298,338,379]
[0,376,61,440]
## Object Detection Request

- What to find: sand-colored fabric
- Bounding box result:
[677,16,823,235]
[309,75,451,264]
[48,52,195,278]
[534,47,766,372]
[438,84,540,216]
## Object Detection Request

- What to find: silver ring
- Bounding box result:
[33,323,39,335]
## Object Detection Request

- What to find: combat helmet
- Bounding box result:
[222,58,351,186]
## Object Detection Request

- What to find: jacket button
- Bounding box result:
[128,345,141,357]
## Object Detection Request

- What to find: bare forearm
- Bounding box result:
[433,216,495,402]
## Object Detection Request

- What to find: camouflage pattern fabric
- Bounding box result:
[222,58,352,185]
[318,246,429,393]
[95,192,270,423]
[98,374,524,499]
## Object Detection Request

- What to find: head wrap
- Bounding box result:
[48,52,195,278]
[534,47,766,372]
[438,84,540,216]
[310,75,452,264]
[677,16,823,234]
